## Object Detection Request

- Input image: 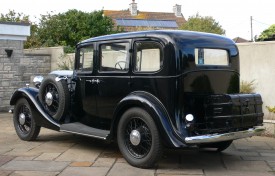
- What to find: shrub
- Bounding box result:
[240,80,255,93]
[57,54,74,70]
[266,106,275,113]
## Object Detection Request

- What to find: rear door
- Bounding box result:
[95,40,131,119]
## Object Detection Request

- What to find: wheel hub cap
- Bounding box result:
[130,130,141,146]
[45,92,53,106]
[19,113,26,125]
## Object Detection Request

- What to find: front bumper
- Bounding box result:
[185,126,265,144]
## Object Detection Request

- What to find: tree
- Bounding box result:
[1,10,118,50]
[180,13,225,35]
[257,24,275,41]
[0,10,29,22]
[37,10,115,50]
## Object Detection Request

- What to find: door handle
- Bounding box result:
[86,79,100,84]
[92,79,100,84]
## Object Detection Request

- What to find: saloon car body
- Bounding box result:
[10,30,265,168]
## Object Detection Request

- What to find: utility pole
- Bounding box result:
[250,16,253,42]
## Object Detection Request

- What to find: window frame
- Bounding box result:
[75,43,95,74]
[98,41,131,73]
[194,48,230,67]
[133,40,164,74]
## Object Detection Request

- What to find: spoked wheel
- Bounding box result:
[125,118,152,159]
[42,83,59,115]
[117,108,162,168]
[13,98,41,141]
[38,75,69,121]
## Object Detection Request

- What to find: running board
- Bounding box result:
[60,122,110,140]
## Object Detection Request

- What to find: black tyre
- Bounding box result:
[38,75,69,121]
[117,108,162,168]
[198,140,233,152]
[13,98,41,141]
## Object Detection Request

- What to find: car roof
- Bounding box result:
[78,30,234,46]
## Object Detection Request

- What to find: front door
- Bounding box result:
[75,43,97,119]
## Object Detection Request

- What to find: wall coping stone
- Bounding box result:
[264,120,275,124]
[0,22,30,41]
[24,53,51,57]
[0,21,30,26]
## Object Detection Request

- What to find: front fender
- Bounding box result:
[10,87,60,131]
[111,91,187,148]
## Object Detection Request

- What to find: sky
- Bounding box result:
[0,0,274,40]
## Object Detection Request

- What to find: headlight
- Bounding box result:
[33,76,44,88]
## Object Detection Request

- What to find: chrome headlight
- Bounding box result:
[33,76,44,88]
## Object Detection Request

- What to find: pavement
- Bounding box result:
[0,112,275,176]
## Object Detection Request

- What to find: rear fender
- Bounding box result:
[110,91,186,148]
[10,87,60,131]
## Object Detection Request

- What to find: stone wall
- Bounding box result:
[0,40,51,112]
[0,40,24,111]
[21,54,51,83]
[24,46,64,71]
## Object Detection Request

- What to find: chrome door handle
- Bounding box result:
[92,79,100,84]
[86,79,100,84]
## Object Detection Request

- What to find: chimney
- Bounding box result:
[173,4,182,17]
[129,0,138,16]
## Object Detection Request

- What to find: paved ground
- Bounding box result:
[0,113,275,176]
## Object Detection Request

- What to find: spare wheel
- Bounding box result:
[38,75,70,121]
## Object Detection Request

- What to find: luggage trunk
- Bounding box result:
[191,94,264,135]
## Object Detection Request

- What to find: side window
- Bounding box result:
[100,43,129,72]
[78,45,94,71]
[134,42,163,72]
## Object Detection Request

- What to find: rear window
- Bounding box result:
[195,48,229,66]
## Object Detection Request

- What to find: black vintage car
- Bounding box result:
[10,30,265,168]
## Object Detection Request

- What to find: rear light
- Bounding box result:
[185,114,194,122]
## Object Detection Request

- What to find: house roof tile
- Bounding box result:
[104,10,186,28]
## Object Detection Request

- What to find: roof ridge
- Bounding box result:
[104,10,175,14]
[115,18,177,21]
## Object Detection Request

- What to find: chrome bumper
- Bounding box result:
[185,126,265,144]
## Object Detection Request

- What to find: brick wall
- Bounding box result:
[0,40,51,112]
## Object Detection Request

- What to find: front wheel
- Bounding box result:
[13,98,41,141]
[117,108,162,168]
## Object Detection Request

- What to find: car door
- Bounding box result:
[74,43,98,119]
[95,40,131,119]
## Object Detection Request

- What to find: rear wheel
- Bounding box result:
[117,108,162,168]
[13,98,41,141]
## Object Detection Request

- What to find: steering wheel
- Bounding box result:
[115,61,127,70]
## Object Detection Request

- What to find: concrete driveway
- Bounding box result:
[0,112,275,176]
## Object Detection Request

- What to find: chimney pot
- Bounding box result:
[129,0,138,16]
[173,4,182,17]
